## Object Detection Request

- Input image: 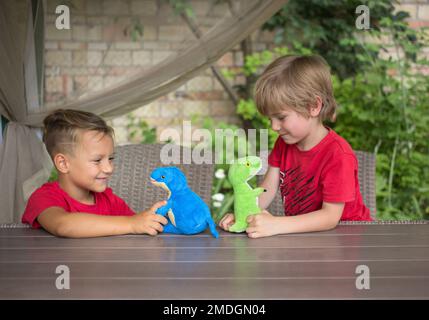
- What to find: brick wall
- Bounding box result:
[43,0,429,144]
[366,1,429,68]
[43,0,276,144]
[397,0,429,28]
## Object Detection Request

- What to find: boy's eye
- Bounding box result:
[109,157,115,161]
[270,116,285,123]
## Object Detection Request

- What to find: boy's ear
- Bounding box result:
[310,96,323,117]
[54,153,69,173]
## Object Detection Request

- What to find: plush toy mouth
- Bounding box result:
[150,178,172,200]
[246,162,263,182]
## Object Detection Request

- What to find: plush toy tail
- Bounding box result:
[207,218,219,238]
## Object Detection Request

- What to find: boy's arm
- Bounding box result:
[258,166,280,210]
[277,202,344,234]
[246,202,344,238]
[37,201,167,238]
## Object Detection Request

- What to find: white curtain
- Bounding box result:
[0,0,53,224]
[0,0,287,223]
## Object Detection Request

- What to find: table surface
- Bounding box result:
[1,224,428,299]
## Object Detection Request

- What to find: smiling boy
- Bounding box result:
[22,109,168,238]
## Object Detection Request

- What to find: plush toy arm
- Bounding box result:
[252,187,266,197]
[156,201,172,216]
[163,222,182,234]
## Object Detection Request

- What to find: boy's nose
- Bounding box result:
[103,162,114,174]
[271,120,281,132]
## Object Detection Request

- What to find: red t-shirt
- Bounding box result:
[268,128,371,221]
[22,181,135,228]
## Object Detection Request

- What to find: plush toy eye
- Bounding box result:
[246,162,250,167]
[161,175,165,179]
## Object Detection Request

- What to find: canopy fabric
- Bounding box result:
[0,0,287,223]
[0,0,53,223]
[0,0,28,123]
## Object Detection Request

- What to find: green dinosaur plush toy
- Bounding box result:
[228,156,265,233]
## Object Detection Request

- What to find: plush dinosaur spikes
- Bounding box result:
[150,167,219,238]
[228,156,265,233]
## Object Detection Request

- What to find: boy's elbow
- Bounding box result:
[37,219,68,238]
[38,208,76,238]
[321,204,343,231]
[325,215,341,231]
[316,210,341,231]
[326,219,340,231]
[50,222,68,237]
[52,220,76,238]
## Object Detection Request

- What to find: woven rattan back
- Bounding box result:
[258,150,377,220]
[109,144,214,213]
[355,150,376,219]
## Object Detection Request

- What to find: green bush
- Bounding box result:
[332,18,429,220]
[48,167,58,182]
[262,0,408,79]
[126,114,157,144]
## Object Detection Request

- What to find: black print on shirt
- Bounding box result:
[280,166,316,216]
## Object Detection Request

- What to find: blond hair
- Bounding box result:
[255,55,337,122]
[43,109,114,159]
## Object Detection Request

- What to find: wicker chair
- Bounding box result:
[2,146,427,228]
[108,143,214,212]
[258,150,377,220]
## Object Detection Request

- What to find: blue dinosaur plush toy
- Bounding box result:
[150,167,219,238]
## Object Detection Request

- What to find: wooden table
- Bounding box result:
[0,223,428,299]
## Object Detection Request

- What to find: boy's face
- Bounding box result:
[269,109,315,146]
[65,130,115,194]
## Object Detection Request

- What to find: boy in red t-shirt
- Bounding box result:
[219,55,371,238]
[22,109,168,238]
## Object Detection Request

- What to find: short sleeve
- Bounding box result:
[321,153,357,203]
[21,188,68,229]
[106,189,135,216]
[268,137,284,168]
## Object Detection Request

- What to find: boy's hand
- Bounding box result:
[131,201,168,235]
[218,213,235,231]
[246,210,280,238]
